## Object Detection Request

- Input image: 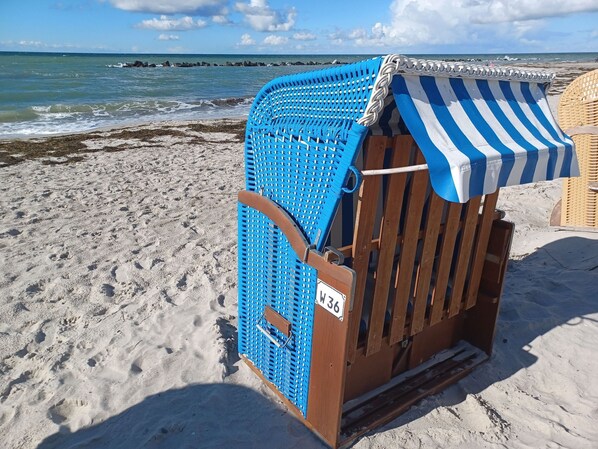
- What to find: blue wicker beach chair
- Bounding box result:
[237,55,578,448]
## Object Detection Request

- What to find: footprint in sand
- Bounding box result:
[100,283,115,298]
[47,399,89,424]
[150,258,164,269]
[160,289,175,305]
[215,317,240,377]
[34,330,46,344]
[25,282,43,295]
[176,273,188,291]
[130,358,145,374]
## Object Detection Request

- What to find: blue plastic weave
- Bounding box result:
[238,58,383,416]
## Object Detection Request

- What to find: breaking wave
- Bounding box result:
[0,97,253,138]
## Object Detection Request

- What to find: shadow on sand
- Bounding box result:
[374,235,598,436]
[36,382,325,449]
[37,236,598,448]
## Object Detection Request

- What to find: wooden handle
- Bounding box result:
[238,190,356,289]
[238,190,310,261]
[264,306,292,337]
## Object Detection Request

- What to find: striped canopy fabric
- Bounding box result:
[390,74,579,203]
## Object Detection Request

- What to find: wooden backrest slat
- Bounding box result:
[428,202,462,326]
[339,136,504,358]
[364,136,412,357]
[346,136,388,363]
[464,190,500,309]
[410,191,444,336]
[447,195,482,317]
[389,149,429,345]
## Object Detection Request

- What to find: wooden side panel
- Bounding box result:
[344,342,394,402]
[347,136,387,363]
[365,136,411,356]
[307,268,355,449]
[464,190,499,309]
[389,150,428,345]
[408,314,464,368]
[465,219,514,354]
[447,195,482,318]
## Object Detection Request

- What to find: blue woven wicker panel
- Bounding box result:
[239,58,382,417]
[245,58,383,246]
[238,203,317,416]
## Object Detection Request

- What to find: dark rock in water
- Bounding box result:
[115,58,347,69]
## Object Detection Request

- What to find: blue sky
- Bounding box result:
[1,0,597,54]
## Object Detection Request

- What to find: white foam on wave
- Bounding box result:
[1,97,254,138]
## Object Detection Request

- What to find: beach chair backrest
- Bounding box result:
[331,135,502,368]
[559,69,598,227]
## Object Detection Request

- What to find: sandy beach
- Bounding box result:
[1,62,598,449]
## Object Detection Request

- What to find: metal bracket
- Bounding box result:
[256,323,293,349]
[323,246,345,265]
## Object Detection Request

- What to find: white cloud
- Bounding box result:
[212,15,231,24]
[136,15,207,31]
[235,0,296,32]
[109,0,227,15]
[158,34,180,40]
[1,39,79,50]
[293,32,316,41]
[263,34,288,45]
[471,0,598,23]
[18,40,45,47]
[338,0,598,48]
[239,33,256,45]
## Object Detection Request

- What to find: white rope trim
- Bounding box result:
[361,164,429,176]
[358,54,555,127]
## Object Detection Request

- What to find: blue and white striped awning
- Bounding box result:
[390,74,578,203]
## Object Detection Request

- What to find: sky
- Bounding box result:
[0,0,597,55]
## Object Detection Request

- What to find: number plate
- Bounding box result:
[315,280,345,321]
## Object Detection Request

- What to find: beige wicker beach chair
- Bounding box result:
[559,69,598,227]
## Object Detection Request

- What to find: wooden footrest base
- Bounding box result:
[340,341,488,447]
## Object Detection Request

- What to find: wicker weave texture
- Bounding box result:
[559,69,598,227]
[244,58,382,244]
[239,59,382,416]
[238,204,316,416]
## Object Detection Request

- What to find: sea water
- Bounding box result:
[1,51,596,138]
